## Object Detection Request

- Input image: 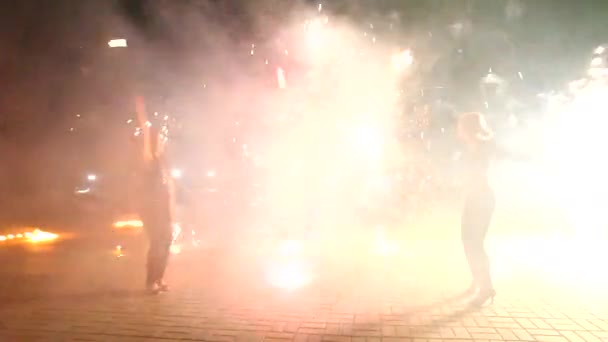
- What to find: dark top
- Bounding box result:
[463,139,495,195]
[137,159,172,226]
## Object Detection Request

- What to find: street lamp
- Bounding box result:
[108,39,128,48]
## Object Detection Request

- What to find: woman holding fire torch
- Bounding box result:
[457,112,496,307]
[135,97,175,295]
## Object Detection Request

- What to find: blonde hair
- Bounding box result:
[458,112,494,142]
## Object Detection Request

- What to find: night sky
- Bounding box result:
[0,0,607,138]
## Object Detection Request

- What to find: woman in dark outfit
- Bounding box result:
[457,112,496,307]
[138,127,174,295]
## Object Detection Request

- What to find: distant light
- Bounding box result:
[75,188,91,194]
[108,39,127,48]
[170,168,183,179]
[87,174,97,182]
[318,3,322,12]
[16,234,23,239]
[0,236,6,241]
[518,71,524,80]
[170,245,181,254]
[126,119,133,124]
[206,170,216,178]
[76,114,81,118]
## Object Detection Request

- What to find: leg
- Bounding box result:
[461,194,495,293]
[155,235,172,284]
[146,235,164,287]
[462,193,496,306]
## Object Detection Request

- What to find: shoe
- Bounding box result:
[146,283,160,295]
[469,289,496,308]
[156,281,170,292]
[463,283,478,296]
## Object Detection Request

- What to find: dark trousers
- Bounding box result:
[461,187,495,292]
[144,221,172,286]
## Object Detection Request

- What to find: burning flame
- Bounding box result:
[113,220,144,229]
[0,228,59,244]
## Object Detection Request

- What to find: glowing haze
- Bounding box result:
[251,7,414,234]
[112,1,419,235]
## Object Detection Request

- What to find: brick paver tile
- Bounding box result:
[381,338,413,342]
[531,319,554,329]
[470,332,503,340]
[528,329,563,336]
[575,320,603,331]
[593,331,608,339]
[321,335,352,342]
[534,336,569,342]
[575,331,603,342]
[512,328,535,341]
[562,330,587,342]
[517,318,538,329]
[496,328,519,340]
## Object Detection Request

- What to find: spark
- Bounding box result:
[391,49,413,72]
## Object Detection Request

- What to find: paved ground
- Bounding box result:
[2,185,608,342]
[2,225,608,342]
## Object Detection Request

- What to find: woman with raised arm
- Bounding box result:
[137,126,175,295]
[457,112,496,307]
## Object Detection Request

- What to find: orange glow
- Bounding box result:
[27,229,59,243]
[0,229,59,244]
[266,261,313,291]
[114,245,124,258]
[113,220,144,229]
